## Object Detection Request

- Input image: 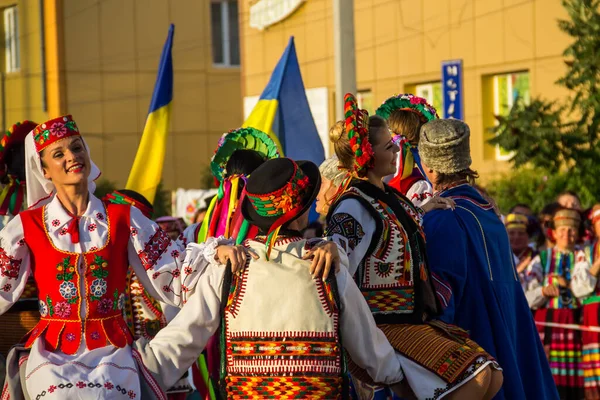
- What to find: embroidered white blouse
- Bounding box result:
[0,193,208,399]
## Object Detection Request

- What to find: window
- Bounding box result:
[492,71,530,160]
[357,89,374,115]
[415,82,443,115]
[3,6,19,73]
[211,0,240,67]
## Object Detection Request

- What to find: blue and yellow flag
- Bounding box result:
[243,37,325,165]
[126,24,174,203]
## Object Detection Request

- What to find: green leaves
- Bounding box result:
[489,0,600,206]
[92,268,109,279]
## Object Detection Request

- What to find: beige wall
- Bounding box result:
[61,0,242,190]
[240,0,571,182]
[0,0,52,129]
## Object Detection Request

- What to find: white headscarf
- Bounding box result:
[24,130,101,208]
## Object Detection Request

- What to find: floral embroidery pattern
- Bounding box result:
[89,246,98,252]
[17,238,25,247]
[118,293,126,310]
[59,281,77,300]
[90,279,107,299]
[54,301,71,318]
[91,331,101,340]
[0,247,22,279]
[38,300,48,317]
[2,283,11,292]
[97,298,113,314]
[65,333,76,342]
[171,250,180,258]
[59,227,68,236]
[184,266,193,275]
[130,227,138,236]
[137,228,171,270]
[96,213,104,220]
[35,381,138,399]
[52,219,61,227]
[88,223,97,232]
[56,256,77,300]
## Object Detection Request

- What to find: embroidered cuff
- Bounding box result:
[203,236,234,267]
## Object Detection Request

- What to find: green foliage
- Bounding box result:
[94,179,117,200]
[486,167,598,214]
[152,182,171,218]
[488,0,600,208]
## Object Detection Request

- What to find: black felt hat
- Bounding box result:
[241,157,320,236]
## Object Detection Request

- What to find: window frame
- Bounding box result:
[211,0,240,68]
[4,5,20,74]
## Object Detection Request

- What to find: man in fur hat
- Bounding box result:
[419,119,558,400]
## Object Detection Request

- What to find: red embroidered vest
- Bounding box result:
[19,203,133,355]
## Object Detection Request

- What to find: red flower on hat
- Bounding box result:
[50,122,67,138]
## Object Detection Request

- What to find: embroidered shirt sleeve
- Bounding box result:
[406,180,433,208]
[524,255,546,308]
[128,207,200,307]
[0,215,32,315]
[572,250,596,299]
[327,199,376,277]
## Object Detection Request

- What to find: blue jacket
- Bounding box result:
[424,184,558,400]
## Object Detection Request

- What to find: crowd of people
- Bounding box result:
[0,91,589,400]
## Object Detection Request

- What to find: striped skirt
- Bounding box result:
[582,302,600,400]
[534,307,584,399]
[349,321,499,400]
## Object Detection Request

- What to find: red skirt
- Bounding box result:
[582,302,600,399]
[535,308,584,399]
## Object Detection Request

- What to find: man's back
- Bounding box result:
[221,238,345,399]
[424,184,558,400]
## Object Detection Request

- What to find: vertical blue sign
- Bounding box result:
[441,60,464,120]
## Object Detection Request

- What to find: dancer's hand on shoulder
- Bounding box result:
[303,241,340,281]
[215,245,259,273]
[421,196,455,213]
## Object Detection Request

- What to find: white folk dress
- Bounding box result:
[0,194,207,399]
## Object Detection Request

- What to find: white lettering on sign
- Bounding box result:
[250,0,306,30]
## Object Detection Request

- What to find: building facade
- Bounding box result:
[0,0,242,190]
[240,0,572,181]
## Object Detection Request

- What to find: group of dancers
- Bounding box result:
[0,92,560,399]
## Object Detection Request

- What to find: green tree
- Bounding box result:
[488,0,600,209]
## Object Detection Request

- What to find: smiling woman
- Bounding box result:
[0,115,221,399]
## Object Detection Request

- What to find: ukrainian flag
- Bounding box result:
[243,37,325,165]
[126,24,174,204]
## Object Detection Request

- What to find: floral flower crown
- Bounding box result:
[33,115,80,152]
[375,94,439,124]
[210,127,279,183]
[344,93,374,174]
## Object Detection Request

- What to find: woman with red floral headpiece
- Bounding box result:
[0,115,219,399]
[325,94,502,400]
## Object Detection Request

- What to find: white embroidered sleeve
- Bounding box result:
[572,250,596,299]
[0,215,32,315]
[406,180,433,208]
[327,199,376,277]
[524,255,546,309]
[142,263,226,388]
[337,267,404,384]
[128,207,223,307]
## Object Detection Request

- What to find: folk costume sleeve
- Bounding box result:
[127,207,220,307]
[141,262,226,389]
[327,198,376,277]
[0,215,31,315]
[524,255,546,309]
[336,266,404,385]
[405,180,433,208]
[571,250,596,299]
[422,210,467,324]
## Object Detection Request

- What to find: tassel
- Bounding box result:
[265,225,281,261]
[224,176,239,237]
[197,194,218,243]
